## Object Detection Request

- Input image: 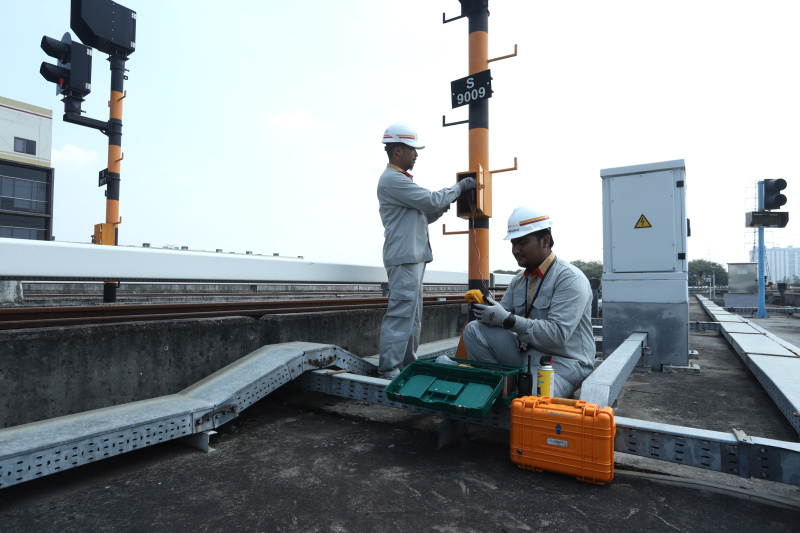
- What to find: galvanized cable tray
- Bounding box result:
[725,307,800,315]
[3,338,800,491]
[297,370,800,487]
[0,342,373,490]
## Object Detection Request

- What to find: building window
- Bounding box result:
[0,213,47,240]
[13,137,36,156]
[0,176,48,214]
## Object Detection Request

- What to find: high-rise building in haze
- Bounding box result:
[750,245,800,284]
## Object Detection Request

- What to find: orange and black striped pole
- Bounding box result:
[95,56,126,303]
[465,1,491,295]
[452,0,492,359]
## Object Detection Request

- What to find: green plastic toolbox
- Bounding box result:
[385,358,524,419]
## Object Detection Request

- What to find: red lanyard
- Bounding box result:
[524,262,553,318]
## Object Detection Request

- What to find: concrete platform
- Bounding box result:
[1,298,799,531]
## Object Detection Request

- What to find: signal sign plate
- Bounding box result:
[635,214,652,228]
[451,70,492,109]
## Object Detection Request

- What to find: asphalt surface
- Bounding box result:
[1,298,799,532]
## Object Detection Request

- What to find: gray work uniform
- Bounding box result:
[377,165,461,375]
[463,257,595,398]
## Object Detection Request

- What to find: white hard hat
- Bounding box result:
[504,206,552,240]
[382,122,425,149]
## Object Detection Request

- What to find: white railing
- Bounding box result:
[0,238,513,286]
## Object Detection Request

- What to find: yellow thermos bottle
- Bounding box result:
[537,356,555,397]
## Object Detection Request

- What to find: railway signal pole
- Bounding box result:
[39,0,136,303]
[443,0,518,357]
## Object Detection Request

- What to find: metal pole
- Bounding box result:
[712,270,715,301]
[465,0,490,295]
[757,181,768,318]
[102,56,126,303]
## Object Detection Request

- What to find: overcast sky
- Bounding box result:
[2,0,798,273]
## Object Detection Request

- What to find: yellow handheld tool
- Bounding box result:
[465,289,486,305]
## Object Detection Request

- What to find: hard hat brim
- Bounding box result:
[504,226,536,241]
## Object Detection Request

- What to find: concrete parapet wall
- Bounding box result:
[0,305,464,428]
[0,281,23,304]
[260,304,464,356]
[0,317,260,428]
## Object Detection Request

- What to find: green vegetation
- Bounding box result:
[499,259,731,287]
[689,260,728,286]
[570,260,603,281]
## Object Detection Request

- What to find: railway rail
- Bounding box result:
[0,295,469,330]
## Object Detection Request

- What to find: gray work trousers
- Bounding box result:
[378,262,426,375]
[462,320,577,398]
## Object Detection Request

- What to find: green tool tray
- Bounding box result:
[385,359,524,419]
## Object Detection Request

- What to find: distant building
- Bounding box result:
[750,245,800,284]
[0,96,54,240]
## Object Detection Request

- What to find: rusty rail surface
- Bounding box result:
[0,295,469,330]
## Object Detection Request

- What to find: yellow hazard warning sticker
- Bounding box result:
[634,214,652,228]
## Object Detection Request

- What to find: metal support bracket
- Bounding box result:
[442,12,466,24]
[641,345,653,370]
[64,112,111,134]
[182,430,218,453]
[194,404,238,432]
[490,157,518,174]
[442,115,469,128]
[662,363,701,375]
[488,44,518,63]
[438,419,467,448]
[443,224,469,235]
[732,428,753,479]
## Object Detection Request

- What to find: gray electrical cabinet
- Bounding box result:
[724,262,758,307]
[600,159,689,369]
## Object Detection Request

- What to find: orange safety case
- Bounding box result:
[510,396,615,485]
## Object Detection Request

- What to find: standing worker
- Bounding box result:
[377,122,476,379]
[463,206,595,398]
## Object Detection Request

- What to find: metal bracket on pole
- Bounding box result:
[443,224,469,235]
[442,12,466,24]
[490,157,518,174]
[64,112,110,133]
[488,44,518,63]
[443,115,469,128]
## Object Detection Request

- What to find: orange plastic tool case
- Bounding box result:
[510,396,615,485]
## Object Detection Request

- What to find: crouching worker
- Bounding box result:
[463,207,595,398]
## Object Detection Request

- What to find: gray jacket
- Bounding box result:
[377,166,461,267]
[501,257,595,387]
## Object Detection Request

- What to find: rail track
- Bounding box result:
[0,295,469,330]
